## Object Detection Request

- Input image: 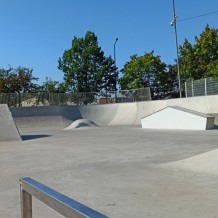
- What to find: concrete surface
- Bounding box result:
[161,148,218,176]
[9,95,218,129]
[79,104,119,126]
[108,103,137,125]
[0,104,21,141]
[141,106,215,130]
[2,95,218,217]
[1,126,218,218]
[10,105,82,129]
[63,119,98,130]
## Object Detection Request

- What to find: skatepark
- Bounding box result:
[1,95,218,217]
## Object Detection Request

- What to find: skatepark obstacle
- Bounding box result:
[7,95,218,129]
[19,177,108,218]
[141,106,215,130]
[0,104,21,141]
[63,119,98,129]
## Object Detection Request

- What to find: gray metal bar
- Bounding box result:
[20,177,108,218]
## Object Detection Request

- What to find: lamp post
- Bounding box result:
[171,0,182,98]
[114,38,118,102]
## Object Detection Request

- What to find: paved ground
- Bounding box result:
[1,126,218,218]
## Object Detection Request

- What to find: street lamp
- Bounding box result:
[171,0,182,98]
[114,38,118,102]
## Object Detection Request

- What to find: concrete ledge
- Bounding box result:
[141,106,215,130]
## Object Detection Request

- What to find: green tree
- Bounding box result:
[119,51,167,90]
[0,67,39,93]
[58,31,117,93]
[179,39,199,80]
[179,25,218,80]
[208,59,218,79]
[100,56,117,92]
[40,77,67,93]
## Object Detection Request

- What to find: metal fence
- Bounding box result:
[0,87,151,107]
[185,77,218,97]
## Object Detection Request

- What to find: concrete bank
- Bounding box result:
[0,104,21,141]
[9,95,218,129]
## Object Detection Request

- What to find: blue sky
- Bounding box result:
[1,0,217,84]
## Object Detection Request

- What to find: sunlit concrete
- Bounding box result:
[1,126,218,218]
[1,95,218,217]
[141,106,215,130]
[9,95,218,129]
[0,104,21,141]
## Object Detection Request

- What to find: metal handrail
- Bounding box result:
[19,177,108,218]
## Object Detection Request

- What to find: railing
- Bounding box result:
[19,177,108,218]
[0,88,151,107]
[185,77,218,97]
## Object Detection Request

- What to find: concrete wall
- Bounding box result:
[10,106,82,129]
[79,104,119,126]
[8,95,218,128]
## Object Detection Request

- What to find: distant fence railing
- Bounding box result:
[20,177,108,218]
[0,88,151,107]
[185,77,218,97]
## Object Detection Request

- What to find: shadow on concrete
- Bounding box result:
[21,134,51,141]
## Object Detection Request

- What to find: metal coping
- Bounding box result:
[20,177,108,218]
[141,105,215,119]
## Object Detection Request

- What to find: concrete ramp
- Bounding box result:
[0,104,21,141]
[10,106,82,129]
[141,106,215,130]
[8,95,218,130]
[161,148,218,176]
[108,103,137,125]
[63,119,98,130]
[79,104,119,126]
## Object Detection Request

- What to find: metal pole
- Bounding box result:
[205,78,207,96]
[172,0,182,98]
[114,38,118,103]
[192,80,194,97]
[21,189,32,218]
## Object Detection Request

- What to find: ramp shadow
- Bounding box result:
[21,134,51,141]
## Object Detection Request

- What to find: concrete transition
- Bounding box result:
[63,119,98,130]
[7,95,218,130]
[141,106,215,130]
[10,105,82,129]
[0,104,21,141]
[161,148,218,176]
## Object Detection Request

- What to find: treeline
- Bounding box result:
[0,25,217,100]
[0,67,66,94]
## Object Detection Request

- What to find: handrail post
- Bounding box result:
[21,189,32,218]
